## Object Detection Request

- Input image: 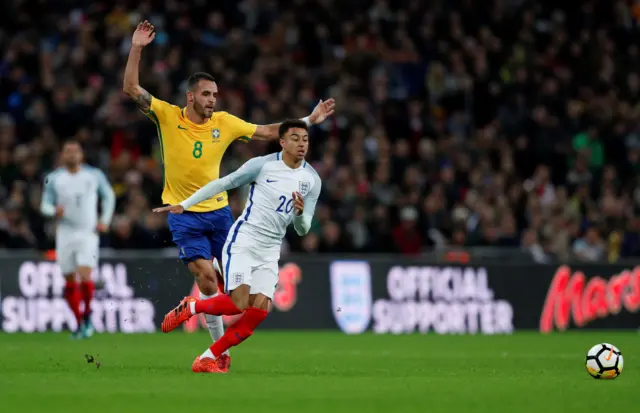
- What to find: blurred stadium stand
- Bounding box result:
[0,0,639,263]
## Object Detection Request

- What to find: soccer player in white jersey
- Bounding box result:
[153,119,321,372]
[40,140,116,339]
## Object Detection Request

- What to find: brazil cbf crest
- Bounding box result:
[330,261,372,334]
[211,128,221,141]
[299,181,310,197]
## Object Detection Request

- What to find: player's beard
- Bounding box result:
[194,101,213,119]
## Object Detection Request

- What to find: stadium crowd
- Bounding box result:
[0,0,639,262]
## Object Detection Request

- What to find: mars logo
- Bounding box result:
[183,263,302,332]
[539,266,640,333]
[1,261,155,333]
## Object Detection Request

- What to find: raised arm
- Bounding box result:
[154,156,270,213]
[251,99,336,141]
[122,21,156,113]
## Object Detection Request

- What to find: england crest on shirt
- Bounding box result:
[299,181,310,197]
[211,128,221,141]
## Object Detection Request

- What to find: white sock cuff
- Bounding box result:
[199,291,218,300]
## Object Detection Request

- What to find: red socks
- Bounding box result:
[210,307,268,358]
[64,280,82,327]
[80,281,95,321]
[195,294,242,316]
[64,279,95,329]
[194,296,267,357]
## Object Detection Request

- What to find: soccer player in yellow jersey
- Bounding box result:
[123,21,335,371]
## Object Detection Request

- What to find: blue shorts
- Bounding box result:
[167,206,235,265]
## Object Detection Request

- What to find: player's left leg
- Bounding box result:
[76,234,99,338]
[77,266,95,338]
[63,273,83,339]
[192,263,276,373]
[191,291,269,373]
[191,285,268,373]
[205,289,270,358]
[57,245,83,338]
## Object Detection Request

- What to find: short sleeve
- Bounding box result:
[224,113,258,144]
[146,96,172,124]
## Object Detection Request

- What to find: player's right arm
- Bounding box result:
[152,156,269,214]
[224,99,336,142]
[293,174,322,236]
[122,21,156,113]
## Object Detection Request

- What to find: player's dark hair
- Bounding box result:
[278,119,308,138]
[187,72,216,91]
[62,139,82,149]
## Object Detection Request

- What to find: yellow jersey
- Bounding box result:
[146,97,257,212]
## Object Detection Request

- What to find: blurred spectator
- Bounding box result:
[0,201,37,248]
[621,216,640,258]
[318,221,350,253]
[573,227,606,262]
[393,206,423,256]
[0,0,638,262]
[521,229,549,264]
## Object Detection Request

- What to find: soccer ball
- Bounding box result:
[585,343,624,380]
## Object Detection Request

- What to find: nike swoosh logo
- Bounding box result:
[177,125,188,130]
[235,332,248,341]
[266,179,278,183]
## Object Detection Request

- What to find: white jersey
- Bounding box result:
[41,165,116,240]
[180,152,322,249]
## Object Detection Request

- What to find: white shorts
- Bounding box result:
[56,233,99,274]
[222,234,279,299]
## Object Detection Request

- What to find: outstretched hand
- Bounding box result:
[132,20,156,47]
[152,205,185,214]
[308,98,336,125]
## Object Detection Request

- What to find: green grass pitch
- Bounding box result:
[0,331,637,412]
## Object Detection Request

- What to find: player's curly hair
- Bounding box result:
[278,119,308,138]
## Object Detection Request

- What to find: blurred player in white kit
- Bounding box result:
[155,119,321,373]
[40,140,116,339]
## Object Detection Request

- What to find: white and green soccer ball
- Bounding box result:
[585,343,624,380]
